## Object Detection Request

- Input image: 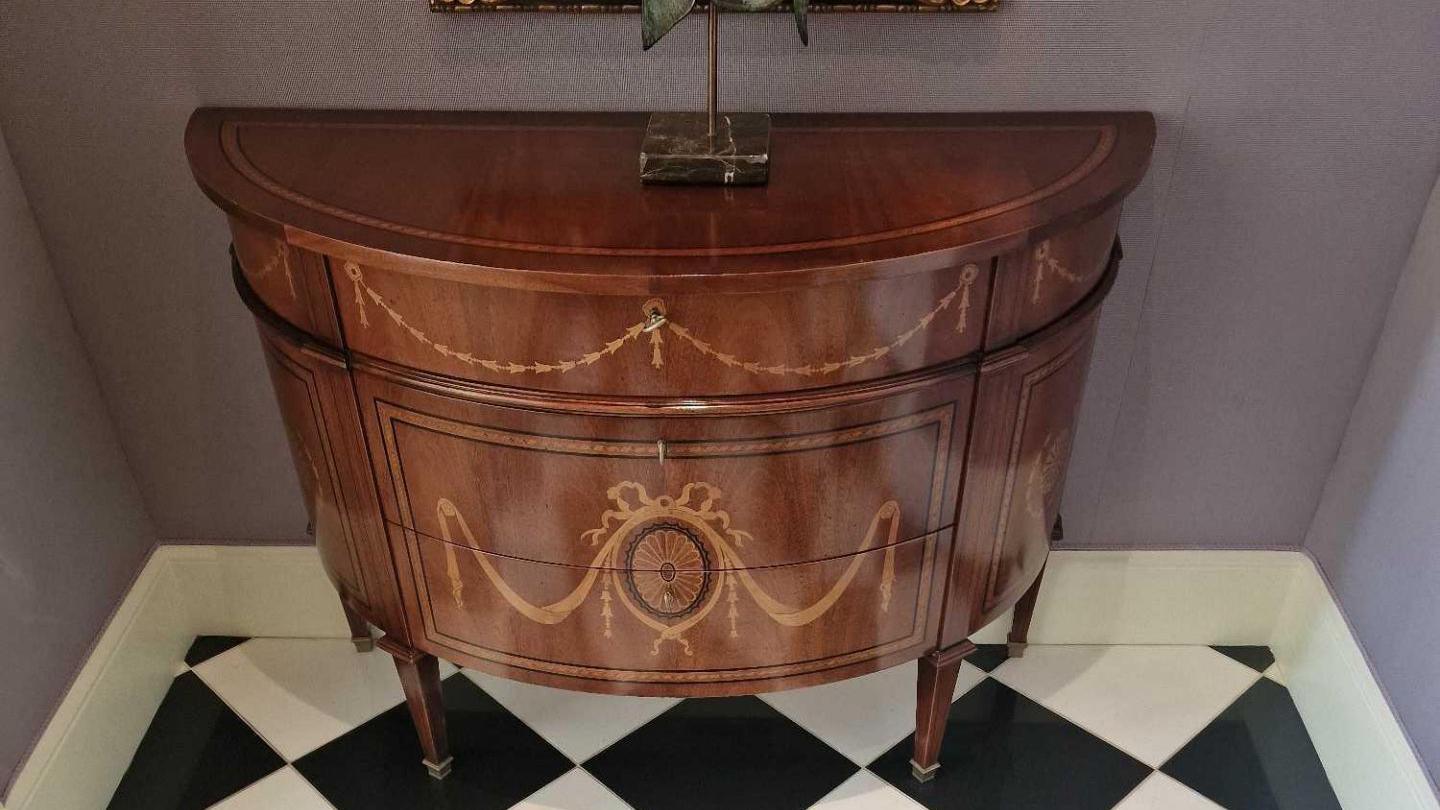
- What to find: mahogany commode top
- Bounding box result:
[186,108,1154,785]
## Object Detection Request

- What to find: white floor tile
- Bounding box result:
[462,669,679,763]
[811,770,923,809]
[761,660,987,766]
[516,767,632,809]
[992,645,1259,767]
[209,767,335,809]
[1263,662,1287,685]
[193,638,407,760]
[1112,772,1224,810]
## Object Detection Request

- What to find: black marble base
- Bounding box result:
[640,112,770,186]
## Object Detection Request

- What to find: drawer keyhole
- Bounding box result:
[642,298,668,333]
[656,439,667,466]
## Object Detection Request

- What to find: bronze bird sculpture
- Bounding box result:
[643,0,808,50]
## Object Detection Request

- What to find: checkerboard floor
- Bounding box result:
[106,637,1341,809]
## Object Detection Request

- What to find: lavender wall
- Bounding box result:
[0,125,155,799]
[1305,178,1440,782]
[0,0,1438,796]
[2,0,1438,549]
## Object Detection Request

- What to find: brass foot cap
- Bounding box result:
[910,760,940,783]
[1007,641,1028,659]
[424,756,454,779]
[352,637,375,653]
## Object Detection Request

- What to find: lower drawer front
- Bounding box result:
[401,526,947,685]
[361,370,972,569]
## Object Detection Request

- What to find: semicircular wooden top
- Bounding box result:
[187,109,1154,294]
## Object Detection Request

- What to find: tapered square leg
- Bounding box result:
[911,641,975,782]
[1006,563,1047,659]
[377,637,452,779]
[1008,517,1060,659]
[340,599,374,653]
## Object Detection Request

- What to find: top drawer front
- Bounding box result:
[359,372,972,569]
[334,261,987,397]
[985,207,1120,347]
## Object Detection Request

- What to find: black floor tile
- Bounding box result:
[1212,645,1277,673]
[965,643,1011,672]
[1163,678,1341,810]
[295,673,571,810]
[584,696,858,810]
[870,678,1151,810]
[183,635,250,667]
[107,671,284,810]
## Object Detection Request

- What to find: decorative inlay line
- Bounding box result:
[344,261,978,377]
[666,264,979,377]
[222,122,1116,258]
[245,248,298,301]
[435,482,900,656]
[345,261,648,374]
[289,427,323,492]
[1030,239,1085,303]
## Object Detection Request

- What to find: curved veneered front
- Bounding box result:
[191,108,1154,698]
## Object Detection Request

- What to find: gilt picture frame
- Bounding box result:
[432,0,996,14]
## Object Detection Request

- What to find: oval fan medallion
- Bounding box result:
[623,522,713,620]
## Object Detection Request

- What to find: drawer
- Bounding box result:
[397,525,948,687]
[357,370,973,569]
[985,206,1120,347]
[333,259,987,397]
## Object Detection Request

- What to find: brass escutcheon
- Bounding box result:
[642,298,668,332]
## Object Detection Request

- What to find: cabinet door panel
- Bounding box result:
[941,297,1102,647]
[256,324,409,640]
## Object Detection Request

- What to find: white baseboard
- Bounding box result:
[3,550,189,810]
[1273,558,1440,810]
[162,545,351,639]
[971,549,1303,645]
[2,545,349,810]
[4,546,1433,809]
